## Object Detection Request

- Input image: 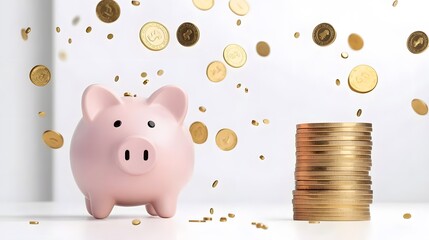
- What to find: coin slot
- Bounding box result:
[143,150,149,161]
[148,121,155,128]
[125,150,130,161]
[114,120,122,128]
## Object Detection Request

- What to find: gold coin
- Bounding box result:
[29,220,39,225]
[189,121,208,144]
[348,33,364,50]
[140,22,169,51]
[256,41,270,57]
[228,0,250,16]
[263,119,270,124]
[296,141,372,147]
[210,208,214,214]
[296,151,371,157]
[296,135,372,141]
[403,213,411,219]
[348,65,378,94]
[199,106,206,112]
[393,0,398,7]
[292,199,372,205]
[341,52,349,59]
[96,0,120,23]
[220,217,227,222]
[114,75,119,82]
[189,219,206,222]
[192,0,214,11]
[68,38,72,44]
[293,195,373,201]
[58,51,67,61]
[38,111,46,118]
[223,44,247,68]
[336,79,341,86]
[143,80,149,85]
[312,23,336,46]
[212,180,218,188]
[141,72,147,78]
[86,26,92,33]
[236,83,242,88]
[251,120,259,126]
[296,145,372,151]
[293,189,373,194]
[107,33,114,39]
[72,16,80,25]
[296,166,371,172]
[177,22,200,47]
[357,109,362,117]
[261,225,268,230]
[203,217,212,221]
[244,88,249,93]
[296,128,372,133]
[215,128,238,151]
[157,69,164,76]
[131,1,140,6]
[132,219,141,225]
[296,163,372,168]
[296,154,372,160]
[295,184,372,191]
[42,130,64,149]
[294,203,372,209]
[407,31,428,54]
[294,207,370,213]
[259,155,265,160]
[294,215,370,221]
[296,131,371,137]
[294,32,300,38]
[295,175,371,181]
[293,211,370,216]
[256,223,263,228]
[21,28,28,41]
[295,170,369,175]
[411,98,428,115]
[29,65,51,87]
[206,61,227,82]
[236,19,242,26]
[228,213,235,218]
[55,27,61,33]
[297,122,372,129]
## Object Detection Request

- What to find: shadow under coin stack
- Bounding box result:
[293,123,373,221]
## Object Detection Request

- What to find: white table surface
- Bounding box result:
[0,202,427,240]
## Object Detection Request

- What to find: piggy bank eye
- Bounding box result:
[114,120,122,128]
[148,121,155,128]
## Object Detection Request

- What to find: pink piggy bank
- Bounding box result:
[70,84,194,219]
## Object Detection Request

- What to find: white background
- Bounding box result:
[1,0,428,203]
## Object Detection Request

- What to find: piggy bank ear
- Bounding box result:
[148,85,188,123]
[82,84,122,121]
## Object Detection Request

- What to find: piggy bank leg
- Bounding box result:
[85,198,93,216]
[152,196,178,218]
[145,203,158,216]
[89,196,115,219]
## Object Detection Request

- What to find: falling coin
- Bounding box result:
[30,65,51,87]
[256,223,263,228]
[189,220,206,222]
[259,155,265,160]
[228,213,235,218]
[140,22,169,51]
[336,79,341,86]
[206,61,227,82]
[58,51,67,61]
[263,119,270,124]
[357,109,362,117]
[42,130,64,149]
[141,72,147,78]
[189,121,208,144]
[220,217,227,222]
[192,0,214,10]
[96,0,121,23]
[215,128,238,151]
[157,69,164,76]
[261,225,268,230]
[212,180,219,188]
[393,0,398,7]
[114,75,119,82]
[312,23,336,46]
[86,26,92,33]
[132,219,141,225]
[229,0,250,16]
[131,0,140,6]
[236,83,241,88]
[203,217,212,221]
[407,31,428,54]
[244,88,249,93]
[68,38,72,44]
[199,106,206,112]
[294,32,300,38]
[224,44,247,68]
[348,33,364,51]
[124,92,133,97]
[72,16,80,25]
[256,41,270,57]
[29,221,39,225]
[236,19,242,26]
[107,33,114,39]
[143,79,149,85]
[38,112,46,117]
[251,120,259,126]
[177,22,200,47]
[348,65,378,93]
[403,213,411,219]
[56,27,61,33]
[210,208,214,215]
[341,52,349,59]
[21,28,29,41]
[411,99,428,115]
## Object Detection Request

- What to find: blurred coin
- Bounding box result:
[131,1,140,6]
[348,65,378,93]
[215,128,238,151]
[189,121,208,144]
[30,65,51,87]
[341,52,349,59]
[96,0,120,23]
[407,31,428,54]
[256,41,270,57]
[206,61,227,82]
[229,0,250,16]
[177,22,200,47]
[43,130,64,149]
[223,44,247,68]
[348,33,364,50]
[193,0,214,10]
[411,98,428,115]
[140,22,169,51]
[312,23,336,46]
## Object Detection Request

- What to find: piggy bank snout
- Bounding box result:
[117,137,156,175]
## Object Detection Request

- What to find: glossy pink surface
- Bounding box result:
[70,84,194,219]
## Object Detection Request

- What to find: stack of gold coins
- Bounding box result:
[293,123,373,221]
